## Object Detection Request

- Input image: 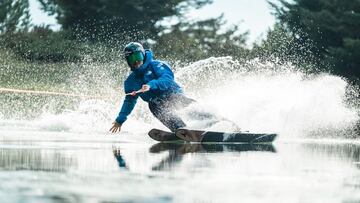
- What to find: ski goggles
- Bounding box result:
[125,51,144,66]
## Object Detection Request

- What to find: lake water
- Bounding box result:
[1,129,360,203]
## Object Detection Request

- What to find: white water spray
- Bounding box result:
[0,56,358,140]
[174,57,359,138]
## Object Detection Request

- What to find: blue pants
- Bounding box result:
[148,94,195,132]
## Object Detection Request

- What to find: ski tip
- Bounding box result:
[148,129,161,141]
[148,128,158,135]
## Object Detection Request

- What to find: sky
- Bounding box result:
[185,0,276,43]
[29,0,59,29]
[29,0,276,44]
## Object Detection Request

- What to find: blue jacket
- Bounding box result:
[115,50,182,124]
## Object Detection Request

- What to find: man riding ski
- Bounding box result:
[110,42,195,133]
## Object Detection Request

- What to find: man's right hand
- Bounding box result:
[110,121,122,133]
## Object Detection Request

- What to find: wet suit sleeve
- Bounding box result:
[115,95,138,124]
[147,63,175,91]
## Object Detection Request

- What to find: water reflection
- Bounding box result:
[111,143,276,171]
[0,148,76,172]
[112,148,127,168]
[1,137,360,202]
[149,143,276,171]
[300,143,360,169]
[149,143,276,153]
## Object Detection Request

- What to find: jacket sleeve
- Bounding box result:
[147,63,175,91]
[115,78,138,124]
[115,95,138,124]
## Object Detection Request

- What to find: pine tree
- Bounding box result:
[270,0,360,81]
[0,0,31,33]
[38,0,212,41]
[155,15,249,61]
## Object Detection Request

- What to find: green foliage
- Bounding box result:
[0,0,31,33]
[1,26,83,62]
[251,23,322,73]
[328,38,360,80]
[38,0,212,41]
[0,25,127,64]
[154,15,249,62]
[252,23,294,60]
[270,0,360,80]
[0,47,72,90]
[0,38,126,93]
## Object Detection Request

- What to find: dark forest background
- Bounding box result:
[1,0,359,87]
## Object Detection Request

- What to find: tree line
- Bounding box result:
[1,0,359,83]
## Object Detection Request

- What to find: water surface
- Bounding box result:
[1,131,360,203]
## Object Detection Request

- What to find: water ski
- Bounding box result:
[175,128,277,143]
[148,128,182,142]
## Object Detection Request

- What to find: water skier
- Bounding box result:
[110,42,196,133]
